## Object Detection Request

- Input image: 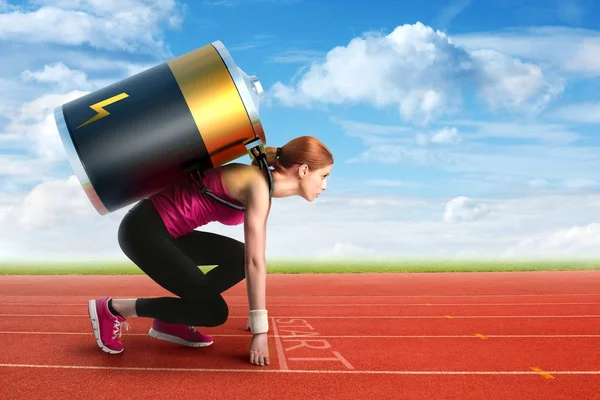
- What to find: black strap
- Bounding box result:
[187,139,273,212]
[190,170,246,211]
[250,147,267,170]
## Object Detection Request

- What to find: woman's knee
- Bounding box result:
[186,294,229,327]
[211,297,229,326]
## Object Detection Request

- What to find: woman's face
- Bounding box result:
[299,164,332,202]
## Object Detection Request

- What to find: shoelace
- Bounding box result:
[187,325,199,335]
[112,319,131,340]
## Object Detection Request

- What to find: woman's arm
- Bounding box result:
[243,171,270,310]
[243,170,271,366]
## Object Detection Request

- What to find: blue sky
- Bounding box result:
[1,0,600,261]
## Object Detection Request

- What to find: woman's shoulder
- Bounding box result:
[219,163,268,204]
[218,162,260,181]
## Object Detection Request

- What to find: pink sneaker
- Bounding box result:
[148,319,214,347]
[88,297,129,354]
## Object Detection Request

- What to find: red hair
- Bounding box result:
[252,136,334,171]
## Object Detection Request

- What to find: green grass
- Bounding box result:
[1,259,600,275]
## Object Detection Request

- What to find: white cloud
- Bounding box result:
[336,117,594,191]
[1,4,597,264]
[0,191,19,221]
[271,22,563,125]
[332,118,413,146]
[3,175,97,231]
[350,142,600,184]
[0,75,44,109]
[453,26,600,77]
[21,62,94,92]
[347,145,452,165]
[3,90,89,162]
[551,102,600,124]
[469,48,565,114]
[336,118,581,147]
[0,3,171,114]
[0,154,54,179]
[443,196,490,223]
[3,181,600,260]
[445,144,600,182]
[549,222,600,249]
[565,38,600,75]
[228,34,276,51]
[0,176,129,260]
[448,120,581,144]
[267,49,325,64]
[0,0,195,261]
[0,0,184,55]
[417,126,461,146]
[432,126,460,144]
[0,154,62,201]
[505,222,600,259]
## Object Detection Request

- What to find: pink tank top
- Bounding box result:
[149,168,245,238]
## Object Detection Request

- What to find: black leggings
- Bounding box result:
[117,199,246,327]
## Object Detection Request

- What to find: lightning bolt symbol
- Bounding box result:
[76,92,129,129]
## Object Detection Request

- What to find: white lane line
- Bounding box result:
[287,352,355,370]
[0,363,599,375]
[270,317,288,370]
[1,294,600,299]
[1,331,600,339]
[3,302,600,307]
[2,314,600,319]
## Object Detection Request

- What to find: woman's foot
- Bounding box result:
[88,297,129,354]
[149,319,213,347]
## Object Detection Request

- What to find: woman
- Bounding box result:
[88,135,334,367]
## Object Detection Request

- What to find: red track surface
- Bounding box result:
[1,271,599,399]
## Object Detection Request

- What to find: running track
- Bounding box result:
[1,271,599,399]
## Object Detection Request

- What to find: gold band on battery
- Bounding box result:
[167,44,259,167]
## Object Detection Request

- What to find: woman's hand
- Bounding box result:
[249,333,270,366]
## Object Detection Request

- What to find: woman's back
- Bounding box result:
[149,166,246,238]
